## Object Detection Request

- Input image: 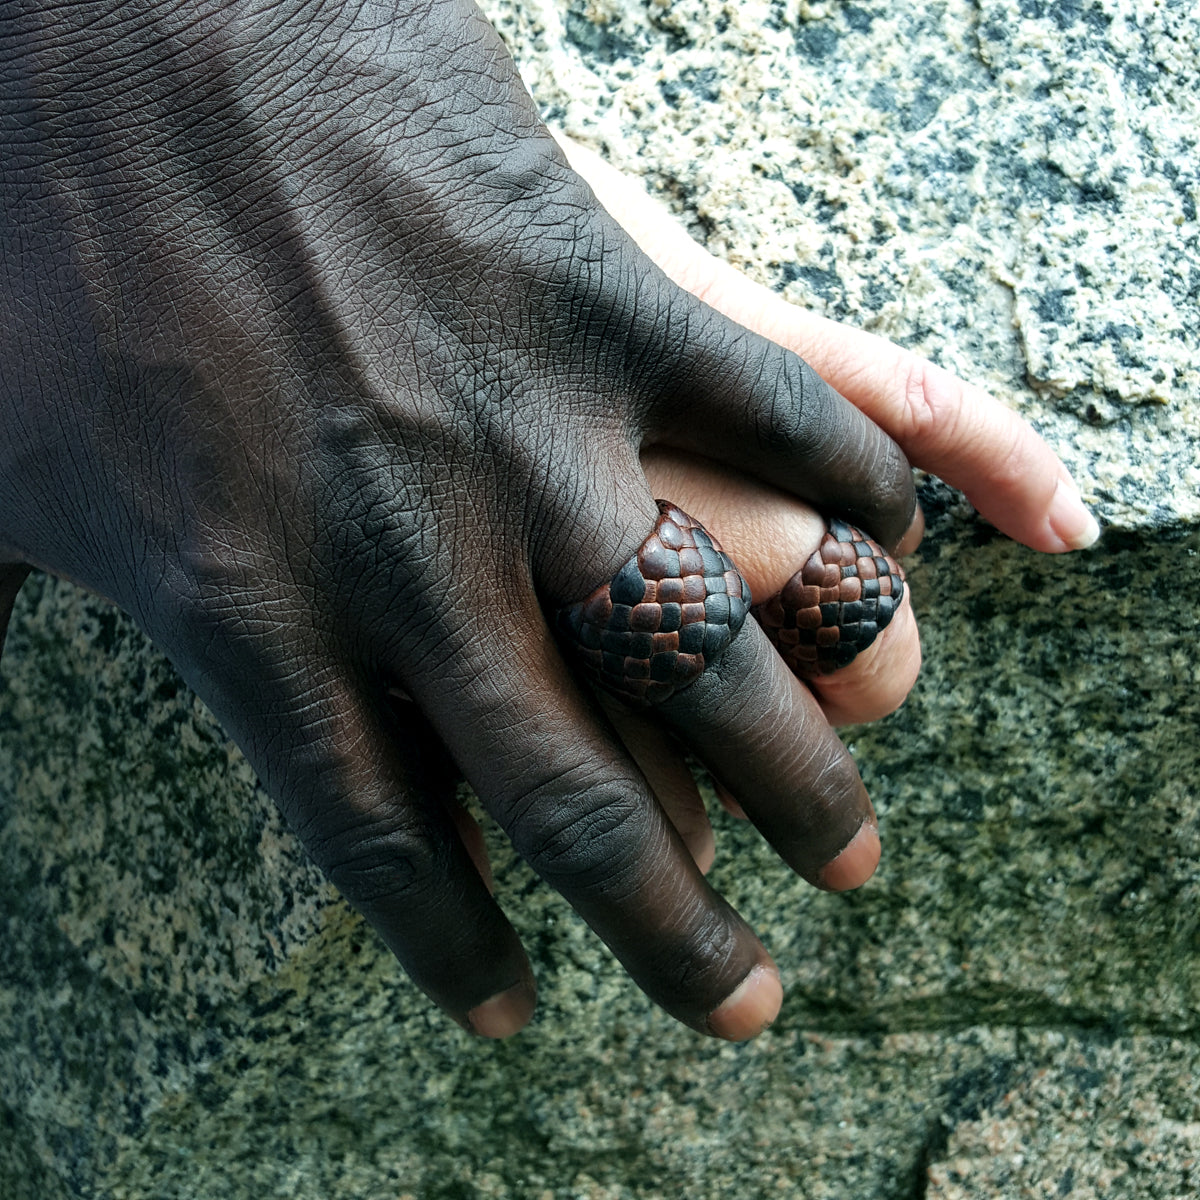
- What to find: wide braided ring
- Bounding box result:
[752,517,905,678]
[557,501,751,706]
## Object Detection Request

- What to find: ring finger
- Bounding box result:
[555,490,881,892]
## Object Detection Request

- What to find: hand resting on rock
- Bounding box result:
[0,0,1097,1041]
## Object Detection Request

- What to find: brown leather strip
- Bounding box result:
[557,501,751,707]
[753,518,904,678]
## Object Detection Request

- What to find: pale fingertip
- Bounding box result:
[814,600,921,728]
[816,820,881,891]
[712,778,749,820]
[691,827,717,875]
[706,961,783,1041]
[1048,477,1101,551]
[466,979,537,1039]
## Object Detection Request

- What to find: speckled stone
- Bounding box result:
[495,0,1200,530]
[3,1,1199,1197]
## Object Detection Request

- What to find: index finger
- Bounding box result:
[397,585,783,1041]
[558,132,1100,555]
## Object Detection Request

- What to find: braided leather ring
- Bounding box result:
[753,517,905,678]
[557,501,751,706]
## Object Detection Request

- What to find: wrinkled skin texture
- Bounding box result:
[0,0,918,1035]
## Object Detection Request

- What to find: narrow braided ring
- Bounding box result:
[753,518,905,678]
[557,501,751,706]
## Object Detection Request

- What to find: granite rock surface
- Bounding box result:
[2,1,1198,1197]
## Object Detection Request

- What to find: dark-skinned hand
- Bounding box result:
[0,0,1096,1040]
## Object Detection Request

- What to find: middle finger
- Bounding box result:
[642,448,922,725]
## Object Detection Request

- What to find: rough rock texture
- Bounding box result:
[2,1,1197,1196]
[501,0,1199,528]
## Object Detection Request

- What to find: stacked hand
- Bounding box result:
[0,0,1097,1041]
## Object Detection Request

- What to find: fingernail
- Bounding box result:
[818,821,881,891]
[896,503,926,558]
[467,981,536,1039]
[1049,477,1101,551]
[706,962,782,1041]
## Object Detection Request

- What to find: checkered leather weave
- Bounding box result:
[558,501,751,706]
[753,518,904,678]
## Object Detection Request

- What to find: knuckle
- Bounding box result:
[304,805,438,908]
[478,128,581,215]
[628,900,748,1014]
[502,767,654,896]
[978,421,1041,498]
[875,417,913,489]
[755,351,822,455]
[897,354,969,457]
[662,901,744,986]
[897,354,1034,497]
[150,537,311,687]
[897,354,943,445]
